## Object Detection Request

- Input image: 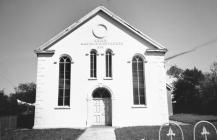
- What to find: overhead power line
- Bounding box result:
[165,38,217,61]
[0,70,15,88]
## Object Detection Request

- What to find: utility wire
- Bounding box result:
[165,38,217,61]
[0,69,15,88]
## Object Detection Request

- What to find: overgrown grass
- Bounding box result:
[170,114,217,124]
[1,128,84,140]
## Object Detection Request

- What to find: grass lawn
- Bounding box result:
[115,114,217,140]
[115,125,217,140]
[1,128,84,140]
[170,113,217,124]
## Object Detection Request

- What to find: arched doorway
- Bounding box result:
[92,87,112,126]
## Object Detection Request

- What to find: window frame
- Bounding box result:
[105,49,113,78]
[132,55,146,106]
[58,55,71,107]
[90,49,97,78]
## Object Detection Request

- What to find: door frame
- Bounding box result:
[92,98,111,125]
[87,86,113,126]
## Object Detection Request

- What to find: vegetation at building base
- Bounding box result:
[168,61,217,115]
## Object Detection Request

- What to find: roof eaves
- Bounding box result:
[146,48,168,53]
[34,50,55,54]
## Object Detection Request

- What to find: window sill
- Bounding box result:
[88,78,97,80]
[103,77,113,80]
[131,105,147,108]
[54,106,71,110]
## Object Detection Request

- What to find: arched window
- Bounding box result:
[90,50,97,78]
[58,55,71,106]
[106,49,112,77]
[132,55,146,105]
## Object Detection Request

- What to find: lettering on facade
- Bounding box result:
[81,39,123,46]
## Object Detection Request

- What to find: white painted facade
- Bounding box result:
[34,6,169,129]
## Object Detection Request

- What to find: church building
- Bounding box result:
[34,6,170,128]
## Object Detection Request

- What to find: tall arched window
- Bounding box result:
[132,55,146,105]
[58,55,71,106]
[90,50,97,78]
[106,49,112,77]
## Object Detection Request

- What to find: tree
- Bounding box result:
[0,82,36,128]
[172,67,204,113]
[183,68,204,85]
[14,82,36,103]
[210,61,217,76]
[0,90,9,116]
[167,65,183,79]
[199,62,217,114]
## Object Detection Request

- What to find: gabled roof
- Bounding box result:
[35,6,167,54]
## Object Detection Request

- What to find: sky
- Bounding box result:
[0,0,217,94]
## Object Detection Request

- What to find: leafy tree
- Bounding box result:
[200,74,217,114]
[199,62,217,114]
[0,90,28,116]
[183,68,204,85]
[210,61,217,76]
[0,83,36,129]
[0,83,36,116]
[167,65,183,79]
[171,61,217,115]
[172,67,204,114]
[0,90,9,116]
[14,82,36,103]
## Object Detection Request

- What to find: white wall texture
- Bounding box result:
[34,12,169,129]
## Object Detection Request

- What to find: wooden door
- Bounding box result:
[92,98,111,125]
